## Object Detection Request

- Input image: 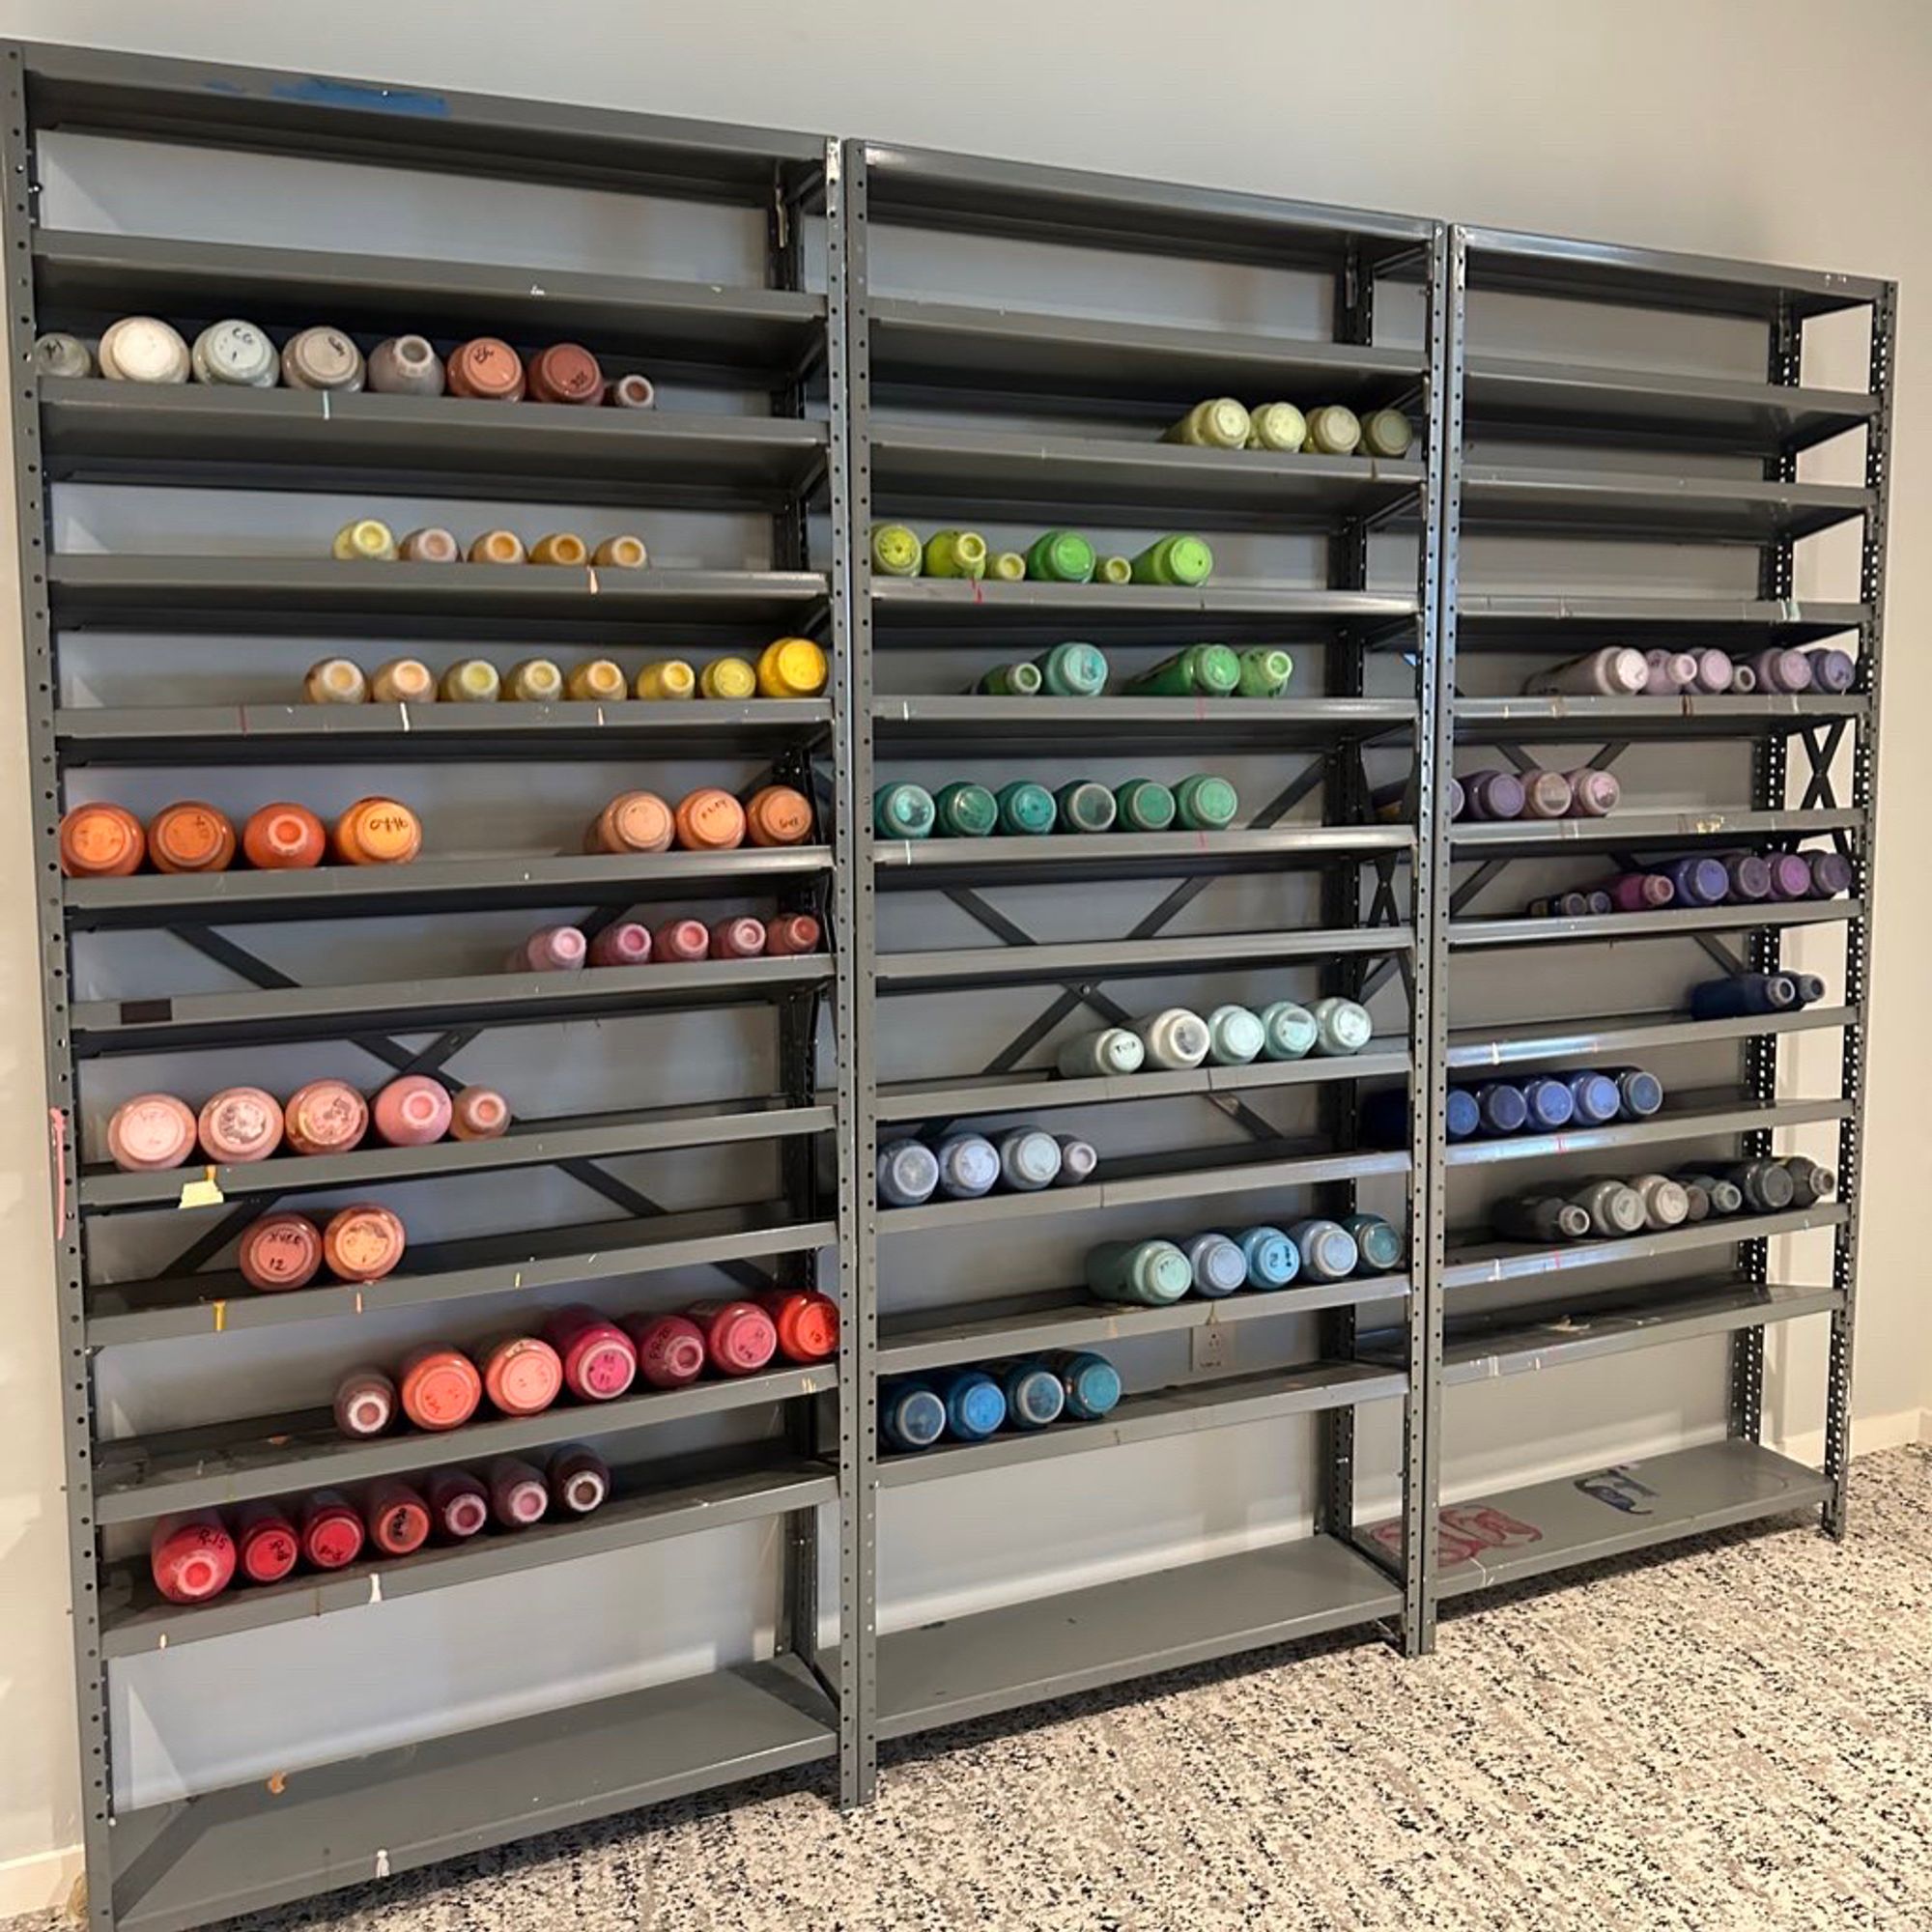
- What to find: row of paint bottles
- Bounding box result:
[583,783,812,854]
[333,521,648,569]
[512,911,821,973]
[1584,848,1854,913]
[1522,644,1856,698]
[1163,398,1413,459]
[1690,969,1829,1018]
[873,774,1238,839]
[1058,996,1372,1078]
[1363,1066,1661,1146]
[880,1351,1123,1450]
[1494,1156,1834,1243]
[59,796,418,877]
[876,1128,1097,1206]
[1457,767,1621,821]
[1087,1213,1403,1304]
[870,524,1214,587]
[1120,642,1295,697]
[1372,777,1466,824]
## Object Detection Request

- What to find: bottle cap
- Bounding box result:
[1199,398,1250,446]
[451,1088,511,1140]
[700,656,758,699]
[149,802,237,874]
[552,1453,611,1513]
[746,784,814,846]
[1038,530,1095,581]
[236,1512,299,1584]
[629,1313,708,1386]
[323,1204,407,1283]
[151,1518,235,1602]
[370,659,436,703]
[282,327,364,391]
[446,337,526,401]
[368,334,445,395]
[198,1086,283,1163]
[998,782,1057,835]
[506,659,565,701]
[936,783,999,838]
[33,331,92,379]
[872,526,922,575]
[593,534,647,567]
[674,786,747,850]
[400,1347,481,1429]
[241,1213,324,1292]
[568,659,629,701]
[1005,1129,1061,1186]
[99,316,190,384]
[1144,1245,1194,1299]
[302,1499,364,1570]
[59,803,146,877]
[701,1301,779,1374]
[710,917,767,958]
[888,1386,946,1447]
[1195,1236,1247,1293]
[368,1486,431,1556]
[469,529,526,564]
[940,1135,1001,1195]
[375,1074,452,1146]
[1115,781,1176,833]
[953,1377,1007,1436]
[1009,1365,1065,1425]
[336,798,422,865]
[586,922,651,966]
[598,791,674,853]
[491,1464,549,1525]
[440,659,501,702]
[655,918,710,960]
[607,373,656,410]
[526,342,604,405]
[192,319,277,386]
[529,533,588,567]
[107,1094,198,1172]
[305,657,368,704]
[284,1079,369,1156]
[1180,775,1238,827]
[787,1293,838,1359]
[482,1335,564,1415]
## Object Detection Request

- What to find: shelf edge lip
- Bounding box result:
[1449,806,1865,853]
[879,925,1417,987]
[1449,899,1862,949]
[1444,1005,1856,1069]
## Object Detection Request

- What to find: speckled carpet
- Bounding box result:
[15,1444,1931,1932]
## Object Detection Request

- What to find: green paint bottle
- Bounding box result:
[871,524,923,578]
[1026,529,1096,582]
[934,781,999,838]
[995,781,1058,837]
[1164,398,1252,449]
[1124,642,1241,697]
[978,662,1044,696]
[923,528,987,579]
[1030,641,1109,696]
[1094,554,1132,585]
[1303,406,1362,456]
[1246,403,1308,452]
[985,551,1027,582]
[1129,534,1214,586]
[1359,409,1413,459]
[1114,778,1177,832]
[873,782,935,839]
[1237,646,1294,696]
[1175,774,1238,830]
[1055,781,1118,835]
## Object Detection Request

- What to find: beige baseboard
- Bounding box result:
[1773,1406,1932,1468]
[0,1841,83,1918]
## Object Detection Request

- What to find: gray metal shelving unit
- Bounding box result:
[1409,224,1891,1613]
[6,43,854,1932]
[836,139,1451,1801]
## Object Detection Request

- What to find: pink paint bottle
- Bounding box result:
[450,1088,511,1141]
[478,1333,563,1416]
[623,1312,708,1389]
[1564,770,1622,818]
[239,1212,324,1292]
[197,1086,284,1163]
[283,1078,369,1157]
[489,1458,549,1528]
[333,1365,399,1438]
[374,1075,452,1146]
[512,925,586,973]
[543,1305,639,1403]
[427,1470,490,1540]
[764,913,822,956]
[151,1512,237,1605]
[653,918,710,963]
[709,916,767,959]
[107,1094,199,1172]
[587,922,651,967]
[685,1298,779,1377]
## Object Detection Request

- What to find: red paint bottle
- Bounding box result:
[763,913,821,956]
[756,1289,838,1363]
[301,1491,365,1570]
[543,1305,638,1403]
[513,925,586,973]
[197,1086,284,1164]
[623,1312,708,1389]
[686,1298,779,1377]
[233,1501,299,1585]
[709,916,767,959]
[106,1094,198,1173]
[653,917,710,963]
[150,1511,237,1605]
[427,1469,490,1540]
[365,1478,432,1556]
[241,1213,324,1292]
[397,1345,481,1432]
[587,922,651,967]
[283,1078,369,1157]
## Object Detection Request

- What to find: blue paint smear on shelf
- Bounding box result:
[250,77,451,118]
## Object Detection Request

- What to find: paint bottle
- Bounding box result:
[1597,871,1675,911]
[950,780,1039,843]
[437,658,500,703]
[606,375,656,411]
[568,659,630,702]
[526,343,604,406]
[1599,1067,1664,1118]
[1287,1218,1360,1282]
[282,327,364,391]
[59,802,146,877]
[931,1367,1007,1440]
[1232,1224,1298,1289]
[874,781,936,839]
[934,781,1000,838]
[1128,534,1213,586]
[283,1078,369,1157]
[366,1479,432,1557]
[692,657,753,701]
[1806,849,1855,897]
[1678,1180,1712,1222]
[1237,646,1294,696]
[593,534,648,568]
[1732,665,1760,694]
[1524,647,1650,696]
[447,1088,509,1143]
[149,801,238,874]
[756,1289,839,1363]
[1445,1089,1481,1140]
[1133,1008,1211,1070]
[1114,779,1177,832]
[240,1213,324,1292]
[543,1306,639,1403]
[672,787,747,851]
[331,798,422,866]
[746,784,814,846]
[1245,403,1307,451]
[1303,406,1362,456]
[1528,892,1595,920]
[870,525,923,578]
[881,1136,939,1198]
[1520,770,1575,819]
[1564,1071,1623,1125]
[709,917,767,959]
[1359,409,1414,458]
[1206,1004,1265,1065]
[1804,647,1857,694]
[1688,648,1736,694]
[764,913,821,956]
[1750,647,1813,695]
[469,529,526,565]
[586,790,673,854]
[516,925,588,973]
[1719,1158,1797,1213]
[1463,770,1527,820]
[923,529,988,579]
[1310,997,1374,1056]
[374,1074,452,1146]
[529,533,589,569]
[446,337,525,401]
[370,659,436,703]
[1053,1136,1097,1186]
[388,526,457,566]
[427,1470,490,1540]
[1031,640,1109,696]
[198,1086,283,1163]
[366,334,445,395]
[322,1204,407,1282]
[1056,780,1117,834]
[1721,853,1774,902]
[330,516,396,561]
[551,1445,612,1515]
[1056,1026,1146,1078]
[686,1298,779,1376]
[99,316,190,384]
[1175,774,1238,830]
[985,551,1027,582]
[1645,649,1700,695]
[1342,1212,1405,1274]
[1679,1172,1745,1216]
[33,331,93,379]
[233,1502,300,1585]
[1791,973,1828,1005]
[1783,1156,1835,1207]
[1689,972,1799,1019]
[303,657,367,705]
[151,1513,237,1604]
[478,1333,564,1416]
[1493,1196,1591,1242]
[488,1459,550,1528]
[1184,1231,1248,1297]
[652,918,710,963]
[106,1094,197,1172]
[1663,857,1730,907]
[1519,1075,1576,1130]
[1094,555,1133,585]
[398,1346,482,1434]
[1765,852,1816,901]
[987,1359,1065,1429]
[1470,1081,1529,1136]
[996,1126,1062,1191]
[190,318,277,387]
[1044,1350,1122,1419]
[979,662,1043,696]
[301,1492,366,1570]
[625,1312,710,1388]
[334,1366,399,1437]
[1165,398,1252,448]
[1571,1179,1646,1236]
[1628,1174,1690,1229]
[1026,529,1096,582]
[502,658,565,702]
[1259,1001,1321,1061]
[934,1132,1001,1198]
[880,1380,947,1451]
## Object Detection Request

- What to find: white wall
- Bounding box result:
[6,0,1932,1910]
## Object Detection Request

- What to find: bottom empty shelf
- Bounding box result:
[1359,1439,1829,1604]
[112,1658,836,1932]
[876,1535,1400,1739]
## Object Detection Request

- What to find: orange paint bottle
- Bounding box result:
[283,1078,368,1156]
[331,797,422,866]
[59,803,146,877]
[673,786,746,851]
[197,1086,283,1163]
[147,801,237,874]
[242,803,327,870]
[585,790,673,855]
[322,1203,407,1282]
[397,1345,481,1432]
[745,784,813,847]
[239,1212,324,1292]
[478,1333,564,1416]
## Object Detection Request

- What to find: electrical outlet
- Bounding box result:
[1191,1319,1232,1375]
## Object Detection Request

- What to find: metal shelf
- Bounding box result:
[40,381,827,508]
[869,424,1425,529]
[1442,1094,1851,1168]
[1452,593,1866,650]
[1449,898,1861,951]
[1454,695,1868,742]
[876,1044,1412,1124]
[73,954,831,1056]
[94,1361,833,1523]
[34,229,823,377]
[80,1096,833,1211]
[107,1658,835,1932]
[1441,1203,1847,1292]
[65,846,833,929]
[48,554,829,644]
[58,699,832,764]
[877,1361,1406,1489]
[88,1202,835,1347]
[875,826,1409,889]
[1463,354,1873,452]
[1445,1004,1855,1072]
[879,1145,1410,1236]
[870,696,1413,754]
[1459,463,1872,543]
[880,1274,1410,1378]
[1450,806,1863,860]
[879,925,1412,995]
